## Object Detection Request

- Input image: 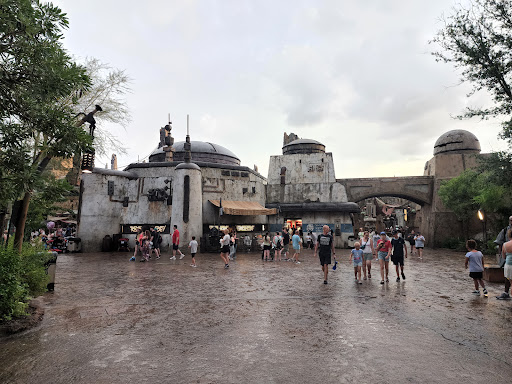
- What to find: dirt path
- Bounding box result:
[0,248,511,383]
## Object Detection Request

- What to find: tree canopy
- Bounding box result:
[0,0,92,250]
[431,0,512,144]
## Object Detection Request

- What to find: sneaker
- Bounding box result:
[295,261,301,264]
[380,280,384,284]
[129,256,135,261]
[156,256,160,260]
[324,280,328,284]
[229,256,233,260]
[385,278,389,282]
[179,254,185,260]
[402,273,406,280]
[224,264,229,269]
[190,264,197,268]
[396,277,400,282]
[170,256,176,260]
[483,288,488,296]
[358,281,363,285]
[368,273,371,279]
[472,290,480,295]
[496,292,510,300]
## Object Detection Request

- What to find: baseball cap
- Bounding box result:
[380,231,386,235]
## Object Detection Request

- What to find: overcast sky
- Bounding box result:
[53,0,506,178]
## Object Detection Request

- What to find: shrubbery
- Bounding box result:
[0,244,52,321]
[441,237,498,255]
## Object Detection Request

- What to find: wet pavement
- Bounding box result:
[0,248,511,383]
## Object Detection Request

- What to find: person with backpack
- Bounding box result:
[273,231,283,261]
[150,227,162,259]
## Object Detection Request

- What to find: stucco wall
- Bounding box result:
[79,173,140,252]
[201,167,268,224]
[267,152,336,185]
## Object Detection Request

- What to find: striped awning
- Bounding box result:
[209,200,277,216]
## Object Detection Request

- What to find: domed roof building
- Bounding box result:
[433,130,481,156]
[282,138,326,155]
[78,123,272,252]
[149,141,240,165]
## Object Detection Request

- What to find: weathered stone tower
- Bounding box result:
[171,123,202,248]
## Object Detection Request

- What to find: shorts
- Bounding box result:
[263,244,271,251]
[191,253,196,258]
[135,240,139,246]
[353,261,362,267]
[504,264,512,280]
[469,271,483,279]
[363,253,373,261]
[319,253,331,266]
[153,243,160,250]
[283,244,289,253]
[293,247,301,254]
[221,245,230,253]
[392,256,404,266]
[378,251,389,261]
[172,244,179,250]
[416,246,424,249]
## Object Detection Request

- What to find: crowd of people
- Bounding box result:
[128,220,512,302]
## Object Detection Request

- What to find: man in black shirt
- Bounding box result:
[282,228,290,260]
[314,225,336,284]
[390,230,407,282]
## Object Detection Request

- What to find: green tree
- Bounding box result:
[431,0,512,143]
[0,0,92,251]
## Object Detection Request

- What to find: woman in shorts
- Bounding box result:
[376,232,391,284]
[414,232,426,259]
[262,232,271,261]
[220,229,231,269]
[360,231,374,279]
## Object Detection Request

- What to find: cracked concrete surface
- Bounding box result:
[0,248,511,383]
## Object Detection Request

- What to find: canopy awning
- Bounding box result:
[209,200,277,216]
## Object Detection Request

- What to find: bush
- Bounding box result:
[0,244,52,321]
[441,237,467,251]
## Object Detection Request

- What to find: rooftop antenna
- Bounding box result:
[184,114,192,163]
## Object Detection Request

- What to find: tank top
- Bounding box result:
[506,251,512,265]
[361,238,372,254]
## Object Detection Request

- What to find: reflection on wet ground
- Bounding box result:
[1,248,511,383]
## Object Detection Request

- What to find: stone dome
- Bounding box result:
[149,141,240,165]
[433,130,481,156]
[283,138,326,155]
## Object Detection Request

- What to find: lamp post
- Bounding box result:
[478,209,486,243]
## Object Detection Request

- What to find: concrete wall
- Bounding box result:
[78,163,270,251]
[200,166,268,225]
[267,152,336,185]
[79,172,140,252]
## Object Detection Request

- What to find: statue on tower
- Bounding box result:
[159,114,175,161]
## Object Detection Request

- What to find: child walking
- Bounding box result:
[351,242,364,284]
[188,236,198,267]
[465,239,488,296]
